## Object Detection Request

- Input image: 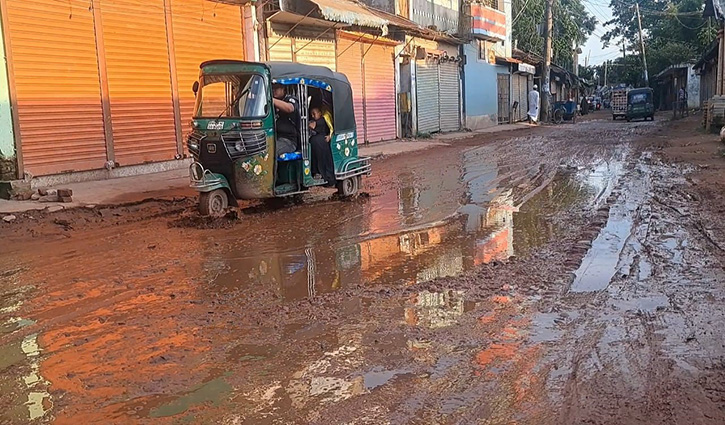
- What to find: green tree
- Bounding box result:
[601,0,717,84]
[512,0,596,71]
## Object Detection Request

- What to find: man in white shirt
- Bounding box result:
[528,85,540,124]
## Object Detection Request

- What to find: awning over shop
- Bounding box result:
[268,10,349,29]
[280,0,389,35]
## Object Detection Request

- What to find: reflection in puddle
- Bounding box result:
[404,290,474,329]
[208,166,596,302]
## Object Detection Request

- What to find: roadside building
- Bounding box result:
[263,0,397,144]
[0,0,255,183]
[654,64,700,111]
[694,41,718,109]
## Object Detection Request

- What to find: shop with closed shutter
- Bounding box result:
[3,0,108,176]
[510,63,534,122]
[337,32,397,143]
[413,41,462,135]
[1,0,248,178]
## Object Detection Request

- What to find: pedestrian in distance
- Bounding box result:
[528,85,540,124]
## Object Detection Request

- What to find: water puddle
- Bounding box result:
[148,376,232,418]
[208,167,600,302]
[570,212,635,292]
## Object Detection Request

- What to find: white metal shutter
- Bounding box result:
[438,61,460,132]
[416,60,440,134]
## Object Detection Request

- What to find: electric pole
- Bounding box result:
[604,60,608,87]
[635,3,649,85]
[541,0,554,122]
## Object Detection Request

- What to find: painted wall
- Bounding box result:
[687,65,701,109]
[463,42,506,129]
[411,0,459,33]
[0,14,16,180]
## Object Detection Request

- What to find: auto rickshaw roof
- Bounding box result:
[199,60,351,85]
[628,88,653,95]
[200,60,357,133]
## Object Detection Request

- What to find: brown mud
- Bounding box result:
[1,111,724,424]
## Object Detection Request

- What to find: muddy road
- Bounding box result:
[2,114,725,424]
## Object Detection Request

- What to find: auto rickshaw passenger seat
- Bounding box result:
[278,151,302,161]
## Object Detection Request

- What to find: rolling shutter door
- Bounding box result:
[337,36,365,140]
[5,0,106,175]
[268,32,294,62]
[438,62,460,132]
[363,44,396,142]
[268,24,335,70]
[512,74,529,122]
[170,0,243,137]
[416,60,440,134]
[99,0,177,166]
[296,39,336,70]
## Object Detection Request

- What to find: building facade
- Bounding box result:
[0,0,520,183]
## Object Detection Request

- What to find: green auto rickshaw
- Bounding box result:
[626,87,655,122]
[188,60,371,216]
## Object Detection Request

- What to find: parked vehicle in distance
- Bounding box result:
[593,97,602,110]
[626,87,655,122]
[612,88,628,120]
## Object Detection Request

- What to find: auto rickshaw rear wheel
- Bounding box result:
[199,189,229,217]
[337,176,360,198]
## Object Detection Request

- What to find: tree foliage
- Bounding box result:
[601,0,717,85]
[512,0,596,71]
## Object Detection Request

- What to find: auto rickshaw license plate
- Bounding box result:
[207,143,216,154]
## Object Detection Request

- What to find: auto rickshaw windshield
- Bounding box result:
[195,73,268,119]
[629,92,650,104]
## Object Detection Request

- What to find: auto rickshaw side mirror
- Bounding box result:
[192,81,199,97]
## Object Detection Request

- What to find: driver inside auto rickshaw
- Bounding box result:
[272,83,299,156]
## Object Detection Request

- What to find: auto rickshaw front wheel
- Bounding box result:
[337,176,361,198]
[199,189,229,217]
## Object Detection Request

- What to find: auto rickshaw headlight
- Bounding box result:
[192,120,200,129]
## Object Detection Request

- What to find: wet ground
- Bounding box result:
[2,112,725,424]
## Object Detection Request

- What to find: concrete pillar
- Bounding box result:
[243,3,261,61]
[0,8,16,181]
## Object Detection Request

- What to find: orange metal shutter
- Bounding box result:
[268,24,294,62]
[363,43,396,142]
[295,37,336,70]
[98,0,177,166]
[5,0,107,176]
[170,0,243,134]
[336,35,365,140]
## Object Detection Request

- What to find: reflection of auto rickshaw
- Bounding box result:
[188,60,371,216]
[626,87,654,122]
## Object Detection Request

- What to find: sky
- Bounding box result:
[580,0,623,66]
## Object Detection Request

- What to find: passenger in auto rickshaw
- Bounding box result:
[309,104,335,186]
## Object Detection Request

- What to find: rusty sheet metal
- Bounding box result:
[282,0,388,34]
[170,0,244,146]
[99,0,177,166]
[363,43,396,142]
[6,0,107,176]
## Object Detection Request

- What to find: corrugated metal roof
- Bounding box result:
[281,0,388,34]
[365,6,465,44]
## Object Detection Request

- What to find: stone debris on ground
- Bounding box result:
[2,214,16,223]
